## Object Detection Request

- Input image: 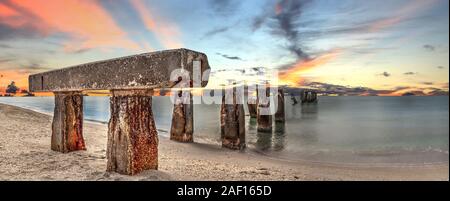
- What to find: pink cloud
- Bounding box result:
[2,0,141,52]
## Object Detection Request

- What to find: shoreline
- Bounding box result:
[0,103,448,181]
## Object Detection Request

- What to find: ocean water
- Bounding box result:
[1,96,448,165]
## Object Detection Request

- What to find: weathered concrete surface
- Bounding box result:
[29,48,210,92]
[221,88,246,150]
[170,91,194,142]
[51,91,86,153]
[275,88,285,122]
[106,90,158,175]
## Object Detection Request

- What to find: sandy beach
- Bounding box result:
[0,103,448,181]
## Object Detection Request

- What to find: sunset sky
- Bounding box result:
[0,0,448,95]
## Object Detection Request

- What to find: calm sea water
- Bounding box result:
[1,96,448,165]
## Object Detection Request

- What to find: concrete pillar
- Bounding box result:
[247,87,258,118]
[307,91,313,102]
[170,91,194,142]
[300,91,307,103]
[106,90,158,175]
[51,91,85,153]
[221,87,245,150]
[312,92,318,102]
[257,85,272,132]
[275,88,285,122]
[247,103,258,118]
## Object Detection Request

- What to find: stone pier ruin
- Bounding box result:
[300,90,318,103]
[29,49,210,175]
[170,90,194,142]
[51,91,85,152]
[275,88,285,123]
[220,86,246,150]
[257,85,273,132]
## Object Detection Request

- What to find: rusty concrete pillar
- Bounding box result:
[51,91,86,153]
[170,90,194,142]
[221,87,245,150]
[312,91,318,102]
[301,91,307,103]
[275,88,285,122]
[247,85,258,118]
[106,90,158,175]
[257,85,272,132]
[247,103,258,118]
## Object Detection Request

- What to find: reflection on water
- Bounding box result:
[273,122,286,151]
[248,116,257,130]
[249,117,287,152]
[255,131,272,151]
[300,103,318,119]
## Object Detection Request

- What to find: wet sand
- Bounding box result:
[0,103,448,181]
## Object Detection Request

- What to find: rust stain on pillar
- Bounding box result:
[107,90,158,175]
[221,87,245,150]
[275,88,285,122]
[51,91,86,153]
[170,91,194,142]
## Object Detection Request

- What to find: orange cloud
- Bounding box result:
[130,0,183,49]
[279,50,341,87]
[0,2,18,17]
[3,0,140,52]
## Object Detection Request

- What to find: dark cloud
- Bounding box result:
[421,82,434,85]
[72,48,92,54]
[216,52,243,60]
[0,44,12,49]
[350,46,396,55]
[209,0,240,16]
[404,72,417,75]
[252,14,268,31]
[437,66,445,69]
[252,0,312,61]
[272,0,311,60]
[423,44,435,51]
[378,72,391,77]
[0,23,43,40]
[201,27,230,39]
[391,86,406,90]
[0,1,49,41]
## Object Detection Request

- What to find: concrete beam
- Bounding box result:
[29,48,210,92]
